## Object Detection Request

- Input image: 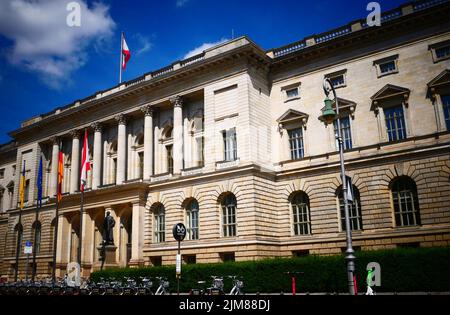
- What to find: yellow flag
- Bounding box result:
[19,162,26,209]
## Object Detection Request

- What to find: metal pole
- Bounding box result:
[119,32,123,84]
[330,81,356,295]
[177,240,180,296]
[78,191,84,275]
[52,199,60,284]
[25,253,29,281]
[14,210,22,282]
[32,203,40,281]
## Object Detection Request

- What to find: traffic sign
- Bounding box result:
[24,241,32,254]
[172,223,186,242]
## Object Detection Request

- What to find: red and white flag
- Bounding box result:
[122,34,131,70]
[80,129,90,192]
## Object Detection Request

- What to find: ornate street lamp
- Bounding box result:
[320,78,356,295]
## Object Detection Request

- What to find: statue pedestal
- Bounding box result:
[97,245,118,269]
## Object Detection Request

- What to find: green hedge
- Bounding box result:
[91,247,450,293]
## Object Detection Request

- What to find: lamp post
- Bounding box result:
[320,78,356,295]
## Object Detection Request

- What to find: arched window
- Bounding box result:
[14,223,23,256]
[291,192,311,235]
[32,221,42,254]
[391,176,421,227]
[154,204,165,243]
[186,200,199,240]
[337,185,363,231]
[221,194,237,237]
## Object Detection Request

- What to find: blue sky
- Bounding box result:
[0,0,406,144]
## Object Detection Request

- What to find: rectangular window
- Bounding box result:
[0,169,4,179]
[166,145,173,174]
[223,129,237,162]
[220,252,235,262]
[436,46,450,59]
[333,116,353,150]
[286,87,299,99]
[330,74,345,88]
[154,214,165,243]
[187,209,199,240]
[384,106,407,141]
[441,94,450,131]
[150,256,162,266]
[222,205,236,237]
[138,152,144,179]
[374,55,398,77]
[288,128,304,160]
[183,255,196,264]
[379,61,397,74]
[292,203,311,235]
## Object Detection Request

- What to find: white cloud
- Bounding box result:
[176,0,189,7]
[0,0,115,89]
[133,33,153,56]
[183,38,229,59]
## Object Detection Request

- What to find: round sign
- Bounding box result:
[172,223,186,242]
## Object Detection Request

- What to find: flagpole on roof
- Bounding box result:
[51,140,63,284]
[119,31,123,84]
[32,155,43,281]
[14,161,26,282]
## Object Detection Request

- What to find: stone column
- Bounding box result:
[171,96,183,175]
[141,105,154,180]
[50,137,59,197]
[91,122,102,190]
[69,130,80,194]
[115,114,127,184]
[129,201,145,267]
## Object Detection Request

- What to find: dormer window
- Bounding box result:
[325,69,347,89]
[286,88,299,99]
[282,83,301,102]
[374,55,399,77]
[429,40,450,63]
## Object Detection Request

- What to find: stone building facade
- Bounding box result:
[1,0,450,279]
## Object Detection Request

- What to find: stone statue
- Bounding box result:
[102,211,115,245]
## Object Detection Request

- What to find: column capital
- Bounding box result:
[140,105,154,117]
[170,95,184,108]
[91,122,103,132]
[70,129,80,139]
[115,114,127,125]
[50,136,60,145]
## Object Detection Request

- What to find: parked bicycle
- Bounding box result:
[228,275,244,295]
[154,277,170,295]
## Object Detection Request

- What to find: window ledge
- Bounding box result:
[377,70,399,78]
[284,96,301,103]
[216,159,240,170]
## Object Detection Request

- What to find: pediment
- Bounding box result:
[371,84,410,110]
[277,109,309,125]
[427,70,450,99]
[331,97,356,111]
[428,69,450,88]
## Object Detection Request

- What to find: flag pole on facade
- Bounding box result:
[119,32,131,84]
[52,141,63,283]
[119,32,123,84]
[14,160,26,282]
[32,156,43,281]
[79,129,91,275]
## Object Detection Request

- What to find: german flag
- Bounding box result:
[57,143,63,202]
